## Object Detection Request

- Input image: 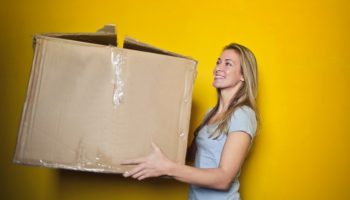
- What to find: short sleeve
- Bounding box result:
[228,106,257,140]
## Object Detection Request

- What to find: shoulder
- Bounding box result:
[228,105,257,139]
[232,105,256,119]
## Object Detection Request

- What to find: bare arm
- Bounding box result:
[122,131,252,190]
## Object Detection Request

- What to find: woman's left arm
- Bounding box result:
[122,131,251,190]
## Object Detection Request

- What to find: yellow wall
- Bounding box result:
[1,0,349,199]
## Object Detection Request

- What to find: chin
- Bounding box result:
[212,82,223,89]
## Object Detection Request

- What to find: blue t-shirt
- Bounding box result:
[188,106,257,200]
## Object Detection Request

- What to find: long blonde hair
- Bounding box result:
[195,43,259,139]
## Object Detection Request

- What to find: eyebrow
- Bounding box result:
[217,58,233,61]
[217,58,236,64]
[224,59,236,65]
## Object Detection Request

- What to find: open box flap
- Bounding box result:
[33,24,117,47]
[123,36,197,63]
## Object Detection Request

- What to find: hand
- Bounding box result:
[121,142,175,180]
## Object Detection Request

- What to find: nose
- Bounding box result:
[214,62,224,73]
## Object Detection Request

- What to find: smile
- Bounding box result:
[214,75,225,79]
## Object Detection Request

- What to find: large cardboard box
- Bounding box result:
[13,25,197,173]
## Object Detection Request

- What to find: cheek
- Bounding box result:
[228,71,242,82]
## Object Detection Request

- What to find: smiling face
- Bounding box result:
[213,49,244,90]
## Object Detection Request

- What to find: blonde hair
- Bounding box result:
[195,43,259,139]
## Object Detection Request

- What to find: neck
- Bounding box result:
[218,83,243,113]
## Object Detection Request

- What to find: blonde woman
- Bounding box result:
[122,43,258,200]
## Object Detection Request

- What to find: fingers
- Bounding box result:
[129,170,154,181]
[122,161,159,180]
[132,169,147,180]
[138,173,152,180]
[123,164,145,177]
[123,166,153,181]
[122,142,162,180]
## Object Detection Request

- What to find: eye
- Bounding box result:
[216,60,221,65]
[225,62,233,67]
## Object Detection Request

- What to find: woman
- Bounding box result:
[122,43,258,200]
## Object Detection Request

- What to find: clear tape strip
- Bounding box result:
[37,159,121,173]
[111,49,125,108]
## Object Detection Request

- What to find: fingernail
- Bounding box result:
[123,171,129,177]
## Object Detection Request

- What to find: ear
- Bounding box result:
[240,75,245,82]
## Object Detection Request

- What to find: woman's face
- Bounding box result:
[213,49,244,90]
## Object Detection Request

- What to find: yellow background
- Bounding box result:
[1,0,349,199]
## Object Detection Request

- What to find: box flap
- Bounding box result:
[123,36,196,62]
[34,24,117,47]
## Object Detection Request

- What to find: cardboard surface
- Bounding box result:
[13,25,197,173]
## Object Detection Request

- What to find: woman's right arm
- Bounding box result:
[122,131,251,190]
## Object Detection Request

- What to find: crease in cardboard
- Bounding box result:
[176,64,196,164]
[179,65,195,137]
[111,48,125,108]
[28,40,48,159]
[74,137,119,172]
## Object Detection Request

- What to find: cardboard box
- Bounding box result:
[13,25,197,173]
